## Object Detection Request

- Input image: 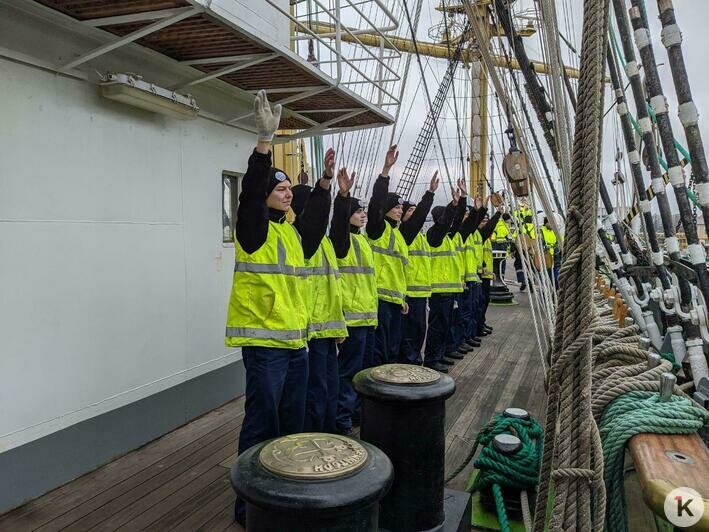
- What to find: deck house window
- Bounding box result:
[222,171,242,244]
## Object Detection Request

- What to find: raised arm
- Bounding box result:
[235,90,282,253]
[330,166,356,259]
[399,171,438,245]
[426,202,457,248]
[365,145,398,240]
[479,208,503,241]
[295,148,335,260]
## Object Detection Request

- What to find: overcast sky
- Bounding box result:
[318,0,709,219]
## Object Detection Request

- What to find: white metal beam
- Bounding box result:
[283,110,369,140]
[179,53,277,66]
[228,87,330,125]
[174,53,277,90]
[59,6,203,71]
[82,8,188,27]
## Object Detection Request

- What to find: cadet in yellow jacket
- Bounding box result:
[423,189,464,373]
[540,217,559,288]
[398,172,438,365]
[289,150,347,434]
[226,91,332,525]
[330,168,377,435]
[366,145,409,365]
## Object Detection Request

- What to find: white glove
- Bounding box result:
[253,89,282,142]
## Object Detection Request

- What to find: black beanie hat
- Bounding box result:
[290,184,312,216]
[431,205,446,224]
[349,196,366,217]
[502,213,511,221]
[402,200,415,213]
[385,192,403,212]
[267,167,291,195]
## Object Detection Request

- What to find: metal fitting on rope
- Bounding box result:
[678,101,699,127]
[695,182,709,208]
[661,24,682,48]
[639,199,651,213]
[633,28,652,50]
[638,116,653,134]
[643,311,663,350]
[647,352,662,369]
[649,94,668,115]
[688,243,706,265]
[666,325,687,364]
[651,251,664,266]
[651,177,665,194]
[628,149,641,165]
[638,336,652,351]
[616,102,628,116]
[660,373,677,401]
[668,165,685,187]
[625,60,639,77]
[607,212,618,225]
[665,236,680,255]
[621,252,635,266]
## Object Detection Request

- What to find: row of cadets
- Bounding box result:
[471,208,502,336]
[329,167,378,436]
[364,145,410,366]
[288,146,347,435]
[422,185,466,372]
[399,172,439,365]
[454,196,501,355]
[226,91,339,525]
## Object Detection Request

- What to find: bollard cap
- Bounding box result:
[625,317,635,326]
[503,407,530,420]
[638,336,651,350]
[353,364,455,403]
[493,434,522,455]
[660,372,676,401]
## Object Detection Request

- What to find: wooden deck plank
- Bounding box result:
[0,292,547,532]
[0,397,244,531]
[59,427,241,531]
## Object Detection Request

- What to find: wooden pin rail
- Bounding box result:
[629,433,709,531]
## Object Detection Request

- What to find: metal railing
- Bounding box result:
[265,0,402,110]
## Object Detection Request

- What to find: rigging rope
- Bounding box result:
[534,1,611,530]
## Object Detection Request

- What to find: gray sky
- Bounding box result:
[318,0,709,217]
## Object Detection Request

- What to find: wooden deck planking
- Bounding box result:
[0,291,545,531]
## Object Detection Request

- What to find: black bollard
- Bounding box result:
[231,432,393,531]
[354,364,457,531]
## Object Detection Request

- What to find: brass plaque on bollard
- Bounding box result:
[259,433,368,480]
[370,364,441,385]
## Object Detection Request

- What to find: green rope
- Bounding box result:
[466,414,544,532]
[659,351,681,372]
[599,391,709,532]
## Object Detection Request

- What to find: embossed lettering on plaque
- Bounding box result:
[370,363,441,385]
[259,433,368,480]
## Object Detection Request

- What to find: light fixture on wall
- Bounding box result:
[99,73,199,120]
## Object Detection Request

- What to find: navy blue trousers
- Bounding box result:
[305,338,338,433]
[424,293,454,366]
[447,291,466,353]
[478,278,491,333]
[465,282,481,341]
[336,326,370,431]
[400,296,427,364]
[236,346,308,522]
[373,299,403,366]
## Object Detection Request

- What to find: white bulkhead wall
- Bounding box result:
[0,2,296,451]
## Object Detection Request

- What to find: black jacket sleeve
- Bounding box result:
[294,183,331,260]
[460,207,485,242]
[426,202,456,248]
[235,150,271,254]
[399,190,434,245]
[365,174,390,241]
[330,194,351,259]
[447,199,467,238]
[480,211,502,241]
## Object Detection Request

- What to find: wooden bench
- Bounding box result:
[629,432,709,531]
